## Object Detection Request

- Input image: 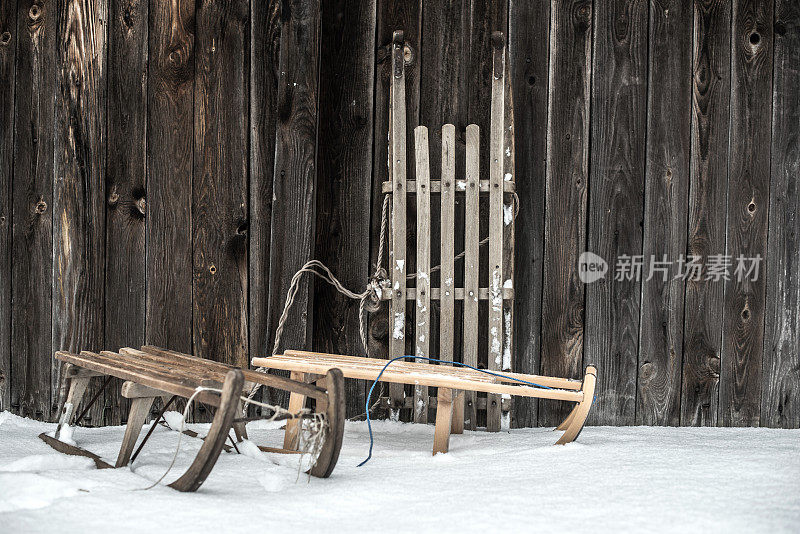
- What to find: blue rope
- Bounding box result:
[357,356,553,466]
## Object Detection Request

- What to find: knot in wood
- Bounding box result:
[136,197,146,216]
[0,32,11,45]
[29,4,41,21]
[35,200,47,214]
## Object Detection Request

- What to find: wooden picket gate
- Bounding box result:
[381,31,516,431]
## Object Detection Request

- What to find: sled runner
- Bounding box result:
[41,346,345,491]
[253,30,597,455]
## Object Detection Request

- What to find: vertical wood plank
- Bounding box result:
[388,30,408,417]
[501,40,516,430]
[508,0,550,429]
[585,0,649,426]
[369,1,421,376]
[440,125,456,366]
[720,0,773,427]
[53,0,108,424]
[538,0,592,427]
[192,0,248,372]
[413,125,430,423]
[314,0,376,417]
[11,0,56,419]
[486,34,505,432]
[681,0,732,426]
[463,123,480,430]
[249,0,281,367]
[636,0,692,426]
[762,0,800,429]
[105,0,148,424]
[267,0,321,406]
[0,0,16,411]
[146,0,195,354]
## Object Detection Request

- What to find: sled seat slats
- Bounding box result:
[253,351,597,454]
[380,179,516,194]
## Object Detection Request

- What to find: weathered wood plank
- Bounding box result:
[636,0,692,426]
[249,0,281,369]
[486,33,505,432]
[388,30,408,418]
[720,0,773,427]
[440,125,456,366]
[192,0,248,374]
[314,0,376,417]
[146,0,194,354]
[0,0,16,411]
[53,0,108,425]
[762,0,800,429]
[105,0,148,425]
[681,0,732,426]
[413,125,431,423]
[463,124,480,430]
[538,0,592,427]
[369,0,421,381]
[509,0,549,428]
[11,0,57,420]
[267,0,321,377]
[585,0,648,426]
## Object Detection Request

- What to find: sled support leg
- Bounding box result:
[555,366,597,445]
[233,398,248,442]
[309,368,345,478]
[433,388,454,455]
[451,390,464,434]
[556,404,579,431]
[116,396,157,467]
[284,371,307,450]
[55,374,91,439]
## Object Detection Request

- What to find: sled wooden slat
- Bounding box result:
[43,348,347,490]
[440,125,456,366]
[486,35,506,432]
[255,353,584,402]
[414,125,431,423]
[463,123,481,430]
[381,179,517,194]
[389,30,407,418]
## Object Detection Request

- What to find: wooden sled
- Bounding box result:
[42,346,346,491]
[255,351,597,454]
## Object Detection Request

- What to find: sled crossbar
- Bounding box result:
[41,346,346,491]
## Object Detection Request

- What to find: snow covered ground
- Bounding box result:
[1,410,798,533]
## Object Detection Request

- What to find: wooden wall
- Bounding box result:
[0,0,798,428]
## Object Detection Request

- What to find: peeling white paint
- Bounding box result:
[503,203,513,226]
[393,312,405,340]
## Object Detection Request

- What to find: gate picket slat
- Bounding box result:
[440,125,456,369]
[414,126,431,423]
[486,33,505,432]
[389,31,408,419]
[463,124,480,430]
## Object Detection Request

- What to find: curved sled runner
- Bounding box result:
[41,347,346,491]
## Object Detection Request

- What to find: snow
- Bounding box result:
[1,411,799,532]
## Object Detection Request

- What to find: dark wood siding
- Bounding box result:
[2,0,798,428]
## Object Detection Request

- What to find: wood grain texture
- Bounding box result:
[719,0,773,427]
[314,0,375,417]
[11,0,57,420]
[53,0,108,425]
[762,0,800,429]
[146,0,194,354]
[413,125,430,423]
[508,0,549,428]
[585,0,648,426]
[249,0,281,365]
[267,0,321,405]
[463,124,480,430]
[681,0,732,426]
[105,0,147,425]
[538,0,592,427]
[192,0,248,371]
[0,0,15,411]
[636,0,691,426]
